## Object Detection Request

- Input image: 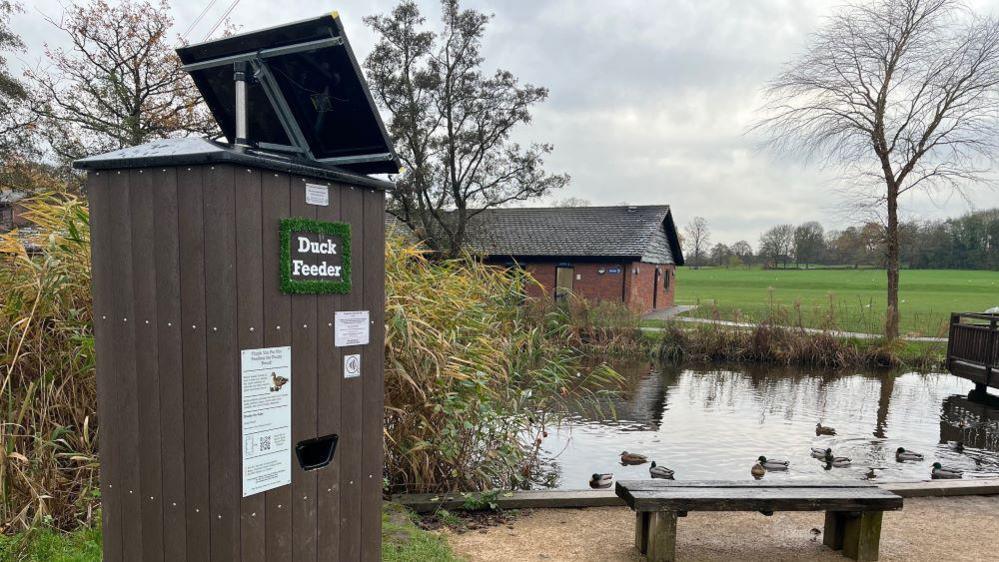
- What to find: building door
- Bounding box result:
[555,266,574,301]
[652,267,660,309]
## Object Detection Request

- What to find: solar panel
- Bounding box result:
[176,13,400,175]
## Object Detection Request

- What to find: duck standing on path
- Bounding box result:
[589,473,614,488]
[757,456,789,471]
[620,451,649,465]
[931,463,963,479]
[751,462,766,479]
[895,447,924,462]
[649,461,674,480]
[816,422,837,436]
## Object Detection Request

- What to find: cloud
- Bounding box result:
[12,0,999,244]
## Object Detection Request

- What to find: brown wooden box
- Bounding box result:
[80,144,386,561]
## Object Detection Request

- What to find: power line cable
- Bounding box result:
[181,0,219,41]
[203,0,240,42]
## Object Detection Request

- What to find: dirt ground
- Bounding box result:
[446,496,999,561]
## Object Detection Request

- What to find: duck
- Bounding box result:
[823,452,851,467]
[948,441,965,453]
[895,447,924,462]
[811,447,831,458]
[751,462,766,479]
[757,456,789,471]
[865,468,877,480]
[649,461,674,480]
[620,451,649,465]
[815,422,837,436]
[589,473,614,488]
[931,462,963,479]
[270,372,289,391]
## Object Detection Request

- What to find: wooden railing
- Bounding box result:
[947,313,999,388]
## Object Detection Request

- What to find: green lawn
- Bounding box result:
[672,267,999,336]
[0,503,458,562]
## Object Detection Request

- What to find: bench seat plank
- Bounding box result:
[625,488,902,512]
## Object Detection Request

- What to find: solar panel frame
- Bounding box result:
[176,13,400,175]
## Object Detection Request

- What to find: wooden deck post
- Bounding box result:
[645,511,678,562]
[842,511,883,561]
[822,511,845,550]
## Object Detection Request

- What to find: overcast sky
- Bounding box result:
[11,0,999,245]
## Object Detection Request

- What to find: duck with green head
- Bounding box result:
[931,463,962,479]
[589,473,614,488]
[823,451,851,467]
[895,447,924,461]
[649,461,674,479]
[757,456,789,470]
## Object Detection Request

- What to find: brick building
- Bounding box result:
[463,205,684,314]
[0,190,27,232]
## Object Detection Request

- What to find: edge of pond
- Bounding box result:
[393,478,999,512]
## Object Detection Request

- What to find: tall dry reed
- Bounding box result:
[0,195,97,533]
[383,240,621,494]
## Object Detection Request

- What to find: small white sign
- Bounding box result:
[241,346,292,497]
[305,183,329,206]
[344,353,361,379]
[335,310,370,347]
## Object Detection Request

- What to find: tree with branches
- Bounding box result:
[364,0,568,255]
[0,1,31,162]
[755,0,999,339]
[28,0,215,169]
[683,216,710,269]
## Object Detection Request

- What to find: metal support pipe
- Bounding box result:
[234,61,248,147]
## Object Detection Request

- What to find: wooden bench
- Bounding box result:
[616,480,903,562]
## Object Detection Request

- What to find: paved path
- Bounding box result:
[641,310,947,343]
[641,305,697,322]
[447,496,999,562]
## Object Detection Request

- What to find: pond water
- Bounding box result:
[539,361,999,490]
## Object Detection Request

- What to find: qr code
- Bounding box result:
[259,436,271,452]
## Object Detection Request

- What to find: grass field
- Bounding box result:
[672,267,999,337]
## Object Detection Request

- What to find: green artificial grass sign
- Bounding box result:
[280,217,351,295]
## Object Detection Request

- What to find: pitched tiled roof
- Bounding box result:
[462,205,683,264]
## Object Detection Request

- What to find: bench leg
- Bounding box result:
[842,511,883,561]
[823,511,845,550]
[635,511,650,554]
[646,511,678,562]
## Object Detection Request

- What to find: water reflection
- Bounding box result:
[540,362,999,490]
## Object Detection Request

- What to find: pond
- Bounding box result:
[539,361,999,490]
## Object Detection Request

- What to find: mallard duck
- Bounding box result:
[751,462,766,478]
[270,372,289,391]
[815,422,837,436]
[589,473,613,488]
[811,447,831,458]
[865,468,877,480]
[757,456,789,471]
[824,452,851,467]
[948,441,965,453]
[649,461,674,480]
[620,451,648,465]
[895,447,923,461]
[931,462,962,479]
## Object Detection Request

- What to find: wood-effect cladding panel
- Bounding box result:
[88,163,384,561]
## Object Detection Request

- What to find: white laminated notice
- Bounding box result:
[305,183,329,206]
[344,353,361,379]
[335,310,370,347]
[241,346,292,497]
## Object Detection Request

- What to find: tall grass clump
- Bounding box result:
[655,321,945,370]
[383,239,621,494]
[537,296,644,354]
[0,195,98,533]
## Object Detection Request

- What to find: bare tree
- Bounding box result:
[683,216,710,269]
[759,224,794,269]
[364,0,568,256]
[730,240,754,267]
[28,0,216,168]
[754,0,999,339]
[0,1,32,161]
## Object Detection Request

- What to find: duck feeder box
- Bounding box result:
[74,13,395,562]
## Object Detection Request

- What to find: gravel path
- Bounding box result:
[447,496,999,561]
